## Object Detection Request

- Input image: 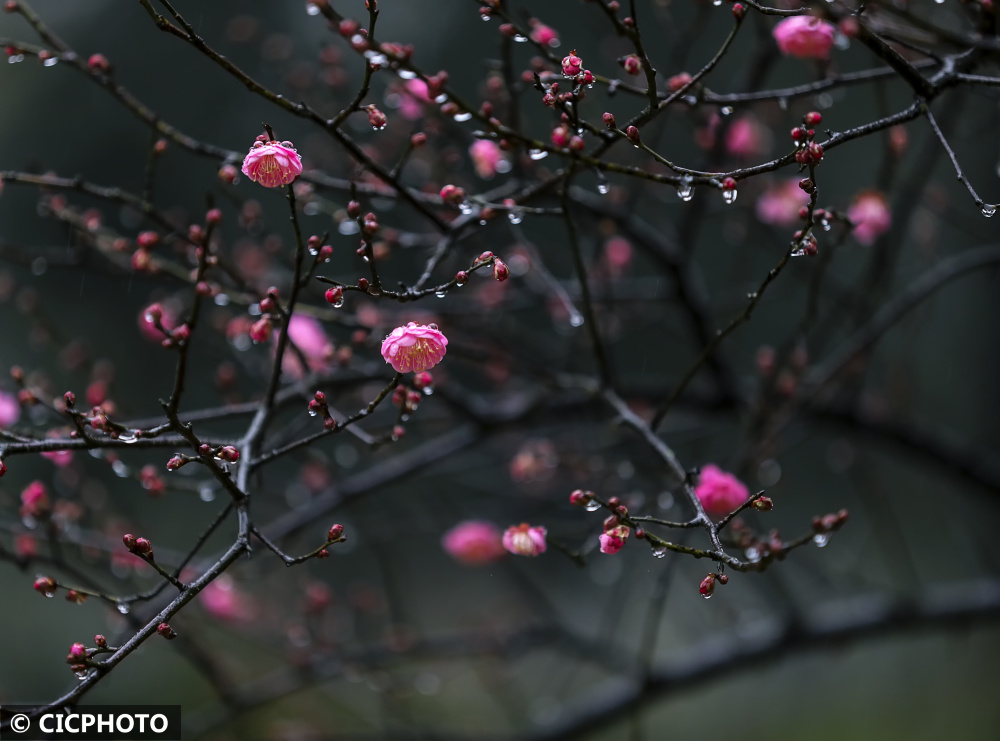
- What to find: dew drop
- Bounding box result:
[677,182,694,202]
[479,219,488,226]
[528,149,548,161]
[584,500,601,512]
[702,592,713,600]
[43,57,59,67]
[8,54,25,64]
[722,189,737,205]
[720,105,733,115]
[507,210,524,225]
[745,546,761,562]
[334,299,344,308]
[117,603,130,614]
[213,293,230,306]
[481,13,491,21]
[434,93,448,104]
[307,409,318,417]
[569,313,584,327]
[813,533,829,548]
[372,123,387,132]
[513,34,528,43]
[435,289,447,299]
[458,201,474,214]
[398,69,416,80]
[597,182,610,195]
[982,204,996,218]
[652,546,668,559]
[75,671,89,681]
[305,2,321,15]
[453,112,473,122]
[422,387,434,396]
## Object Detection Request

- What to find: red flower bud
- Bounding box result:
[327,523,344,541]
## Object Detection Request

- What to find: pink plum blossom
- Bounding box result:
[502,523,547,556]
[241,139,303,188]
[599,524,630,555]
[469,139,506,179]
[773,16,836,60]
[694,464,749,519]
[399,79,431,120]
[0,391,20,428]
[380,322,448,374]
[442,521,505,565]
[756,179,810,227]
[198,574,255,622]
[530,23,559,48]
[20,481,49,518]
[847,190,892,245]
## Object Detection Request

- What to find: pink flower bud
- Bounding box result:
[561,53,582,78]
[493,258,510,282]
[668,72,692,92]
[327,523,344,541]
[551,125,571,148]
[324,286,344,305]
[367,105,387,130]
[455,270,469,285]
[67,643,87,663]
[94,634,107,648]
[699,574,716,597]
[122,533,137,551]
[440,184,466,206]
[804,111,822,126]
[166,456,186,471]
[134,537,153,556]
[88,53,109,72]
[622,55,641,76]
[250,317,272,343]
[773,16,835,60]
[599,524,630,555]
[625,126,641,146]
[732,3,745,20]
[34,576,57,596]
[156,622,177,640]
[137,231,160,249]
[753,496,774,511]
[603,112,616,129]
[442,520,504,564]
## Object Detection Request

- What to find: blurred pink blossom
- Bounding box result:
[469,139,506,179]
[502,523,547,556]
[694,464,749,519]
[199,574,256,623]
[0,391,20,427]
[726,116,773,159]
[399,79,430,120]
[442,521,505,565]
[282,314,334,378]
[848,191,892,245]
[773,16,836,60]
[756,179,810,227]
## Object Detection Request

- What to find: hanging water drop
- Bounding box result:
[778,97,788,111]
[982,204,996,218]
[720,105,733,115]
[422,387,434,396]
[117,603,130,614]
[308,245,319,256]
[813,533,829,548]
[334,298,345,308]
[458,201,474,215]
[453,111,473,122]
[528,149,548,161]
[435,289,447,299]
[584,500,601,512]
[652,546,668,559]
[306,2,321,15]
[722,189,737,205]
[597,182,609,195]
[8,54,25,64]
[399,69,416,80]
[513,34,528,43]
[308,409,318,417]
[677,181,694,202]
[508,210,524,225]
[569,313,584,327]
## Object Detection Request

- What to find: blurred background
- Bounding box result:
[1,0,999,739]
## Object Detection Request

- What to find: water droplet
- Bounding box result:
[584,500,601,512]
[308,246,319,256]
[43,57,59,67]
[199,485,216,502]
[934,0,944,4]
[453,112,473,122]
[22,514,37,529]
[528,149,548,161]
[720,105,733,115]
[398,69,416,80]
[813,533,829,548]
[422,387,434,396]
[75,670,89,681]
[702,592,713,600]
[778,97,788,112]
[458,201,474,215]
[307,409,318,417]
[480,13,491,21]
[305,2,321,15]
[334,299,344,308]
[597,182,609,195]
[214,293,230,306]
[434,93,449,104]
[8,54,25,64]
[513,34,527,43]
[365,52,388,66]
[507,210,524,225]
[652,546,668,559]
[479,219,487,226]
[117,603,130,614]
[982,204,996,218]
[569,313,584,327]
[435,290,447,299]
[722,189,737,205]
[745,546,760,562]
[372,123,387,132]
[677,182,694,202]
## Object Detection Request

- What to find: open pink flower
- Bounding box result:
[756,179,810,227]
[848,190,891,245]
[380,322,448,373]
[442,521,505,565]
[599,524,630,555]
[694,464,749,519]
[399,79,431,120]
[773,16,836,60]
[0,391,20,427]
[502,523,547,556]
[241,139,303,188]
[469,139,506,179]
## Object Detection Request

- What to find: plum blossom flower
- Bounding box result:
[20,481,49,518]
[756,179,810,227]
[198,574,255,623]
[502,523,547,556]
[399,79,430,120]
[442,521,505,565]
[600,524,630,555]
[0,391,20,427]
[281,314,334,378]
[847,190,892,245]
[773,16,836,60]
[469,139,506,179]
[380,322,448,373]
[694,464,749,519]
[725,116,773,159]
[241,138,303,188]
